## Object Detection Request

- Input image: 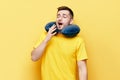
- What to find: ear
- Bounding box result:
[70,19,73,24]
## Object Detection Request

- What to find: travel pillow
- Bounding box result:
[45,21,80,37]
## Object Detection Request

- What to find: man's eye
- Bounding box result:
[57,15,60,18]
[63,16,67,18]
[63,15,67,18]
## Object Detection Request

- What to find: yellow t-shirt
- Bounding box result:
[34,31,88,80]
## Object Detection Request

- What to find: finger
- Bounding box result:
[52,32,57,35]
[50,24,56,29]
[52,27,57,31]
[48,28,56,35]
[49,26,57,33]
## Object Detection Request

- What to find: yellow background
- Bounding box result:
[0,0,120,80]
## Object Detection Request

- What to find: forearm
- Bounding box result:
[31,39,48,61]
[78,60,88,80]
[78,68,88,80]
[31,25,57,61]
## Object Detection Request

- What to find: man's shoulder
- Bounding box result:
[75,34,85,42]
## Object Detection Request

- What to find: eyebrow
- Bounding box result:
[63,14,67,16]
[57,13,69,17]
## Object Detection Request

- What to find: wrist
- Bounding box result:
[44,37,50,43]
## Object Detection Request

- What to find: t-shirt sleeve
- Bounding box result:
[76,38,88,61]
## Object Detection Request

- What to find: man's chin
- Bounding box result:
[57,27,62,30]
[57,25,63,30]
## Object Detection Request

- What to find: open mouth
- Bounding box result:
[57,22,63,29]
[58,23,63,25]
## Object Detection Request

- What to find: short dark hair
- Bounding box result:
[57,6,74,19]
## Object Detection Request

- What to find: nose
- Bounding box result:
[58,16,62,21]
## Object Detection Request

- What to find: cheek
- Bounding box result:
[63,19,71,25]
[63,18,69,22]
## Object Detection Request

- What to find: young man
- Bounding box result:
[31,6,88,80]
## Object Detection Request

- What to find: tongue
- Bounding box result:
[58,23,63,29]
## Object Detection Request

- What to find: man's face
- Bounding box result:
[56,10,73,30]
